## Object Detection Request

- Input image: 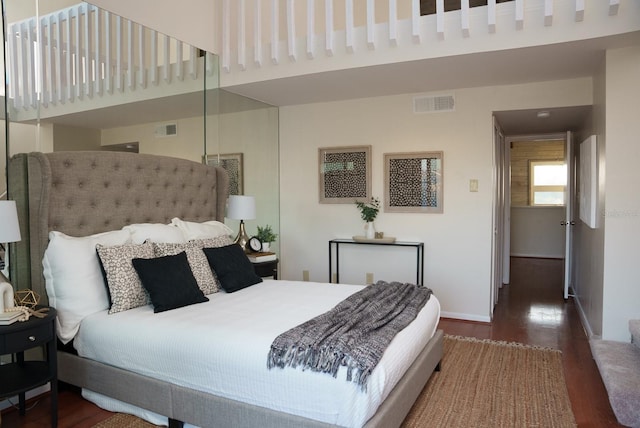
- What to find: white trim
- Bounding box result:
[440,312,491,323]
[573,292,596,338]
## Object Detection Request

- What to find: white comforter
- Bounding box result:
[75,280,440,427]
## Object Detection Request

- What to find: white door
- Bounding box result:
[490,118,506,315]
[563,131,574,299]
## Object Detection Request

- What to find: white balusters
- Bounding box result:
[367,0,375,49]
[255,0,263,66]
[389,0,398,46]
[461,0,470,37]
[271,0,279,64]
[325,0,334,56]
[575,0,585,22]
[544,0,554,26]
[411,0,421,43]
[238,0,247,70]
[286,0,296,61]
[307,0,315,58]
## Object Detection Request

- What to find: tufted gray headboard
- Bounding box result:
[8,151,229,304]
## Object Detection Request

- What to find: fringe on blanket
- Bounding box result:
[267,280,432,391]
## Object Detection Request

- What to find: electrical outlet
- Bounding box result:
[469,179,479,192]
[302,270,310,281]
[366,273,374,284]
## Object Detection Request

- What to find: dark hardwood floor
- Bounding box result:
[1,257,621,427]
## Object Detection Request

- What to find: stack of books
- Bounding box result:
[0,310,22,326]
[247,252,277,263]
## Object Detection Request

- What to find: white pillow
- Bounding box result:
[122,223,186,244]
[171,217,233,240]
[43,229,131,344]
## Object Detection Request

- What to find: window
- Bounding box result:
[529,161,566,206]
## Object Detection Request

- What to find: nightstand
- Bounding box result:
[0,307,57,427]
[252,259,279,279]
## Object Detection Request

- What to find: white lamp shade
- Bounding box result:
[0,200,21,243]
[226,195,256,220]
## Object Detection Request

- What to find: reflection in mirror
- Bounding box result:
[3,0,216,160]
[2,0,279,251]
[206,90,280,255]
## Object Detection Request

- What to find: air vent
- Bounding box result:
[413,94,455,113]
[154,123,178,138]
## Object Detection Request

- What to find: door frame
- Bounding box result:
[492,131,572,308]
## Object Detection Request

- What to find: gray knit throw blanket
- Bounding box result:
[267,280,432,391]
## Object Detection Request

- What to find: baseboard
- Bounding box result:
[0,384,50,412]
[510,253,564,259]
[440,311,491,323]
[573,295,597,339]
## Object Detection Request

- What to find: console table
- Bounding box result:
[328,239,424,286]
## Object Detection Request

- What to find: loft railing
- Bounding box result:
[7,3,217,112]
[218,0,624,74]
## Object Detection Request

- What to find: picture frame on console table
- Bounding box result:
[384,151,443,213]
[206,153,243,195]
[318,145,371,204]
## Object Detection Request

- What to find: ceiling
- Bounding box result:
[39,31,639,136]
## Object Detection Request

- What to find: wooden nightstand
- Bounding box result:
[0,307,57,427]
[252,259,279,279]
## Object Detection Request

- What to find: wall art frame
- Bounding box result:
[318,145,372,204]
[579,135,598,229]
[384,151,444,213]
[206,153,243,195]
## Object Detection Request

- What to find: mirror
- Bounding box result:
[1,0,279,252]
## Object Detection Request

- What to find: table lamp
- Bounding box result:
[226,195,256,253]
[0,201,21,313]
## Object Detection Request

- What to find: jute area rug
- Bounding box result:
[93,335,577,428]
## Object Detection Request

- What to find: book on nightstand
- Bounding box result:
[0,311,21,325]
[247,252,277,263]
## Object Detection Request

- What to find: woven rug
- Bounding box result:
[93,335,576,428]
[402,335,577,428]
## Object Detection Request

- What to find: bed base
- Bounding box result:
[58,329,443,427]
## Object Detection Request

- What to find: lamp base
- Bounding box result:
[234,220,251,253]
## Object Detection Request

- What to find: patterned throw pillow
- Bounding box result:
[191,235,234,249]
[96,242,155,314]
[152,242,220,295]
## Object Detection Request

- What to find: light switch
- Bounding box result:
[469,179,479,192]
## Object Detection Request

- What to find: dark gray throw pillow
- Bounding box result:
[132,251,209,313]
[202,244,263,293]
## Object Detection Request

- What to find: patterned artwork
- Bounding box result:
[206,153,243,195]
[384,152,443,213]
[319,146,371,204]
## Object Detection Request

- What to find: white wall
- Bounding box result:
[573,60,606,338]
[511,207,565,258]
[601,45,640,341]
[280,77,592,322]
[101,117,205,163]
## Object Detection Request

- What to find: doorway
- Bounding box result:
[491,106,591,315]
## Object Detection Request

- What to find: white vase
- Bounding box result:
[262,242,270,252]
[365,221,376,239]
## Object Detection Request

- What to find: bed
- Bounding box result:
[8,151,443,428]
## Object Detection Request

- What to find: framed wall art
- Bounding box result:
[384,151,443,213]
[319,145,371,204]
[206,153,243,195]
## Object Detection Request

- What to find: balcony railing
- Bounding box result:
[217,0,629,83]
[7,3,217,113]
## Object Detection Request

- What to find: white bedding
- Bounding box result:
[75,280,440,427]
